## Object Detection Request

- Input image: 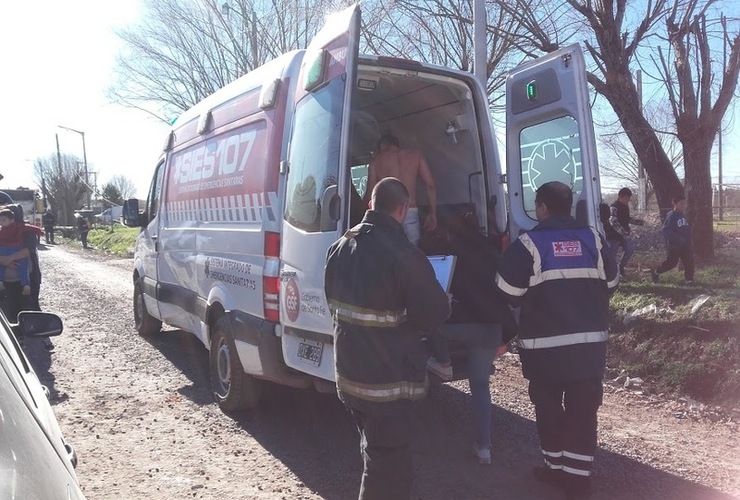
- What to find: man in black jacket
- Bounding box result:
[42,209,56,244]
[605,187,642,277]
[325,177,450,499]
[496,182,618,500]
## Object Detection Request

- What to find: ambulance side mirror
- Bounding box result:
[123,199,143,227]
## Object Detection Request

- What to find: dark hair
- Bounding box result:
[378,133,400,149]
[0,208,15,220]
[672,194,685,204]
[618,187,633,198]
[372,177,409,215]
[535,181,572,216]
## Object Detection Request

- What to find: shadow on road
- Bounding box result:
[141,329,735,500]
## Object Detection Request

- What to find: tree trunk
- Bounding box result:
[598,78,684,217]
[683,141,714,260]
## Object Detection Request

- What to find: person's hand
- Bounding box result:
[0,255,16,268]
[424,213,437,231]
[496,343,508,358]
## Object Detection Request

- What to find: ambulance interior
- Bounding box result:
[349,64,503,327]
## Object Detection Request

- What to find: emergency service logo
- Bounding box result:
[552,240,583,257]
[285,278,300,322]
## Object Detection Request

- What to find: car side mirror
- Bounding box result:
[16,311,63,338]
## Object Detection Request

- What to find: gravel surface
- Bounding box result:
[22,243,740,500]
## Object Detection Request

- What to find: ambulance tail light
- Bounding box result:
[263,231,281,323]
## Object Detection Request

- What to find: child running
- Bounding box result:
[651,194,694,285]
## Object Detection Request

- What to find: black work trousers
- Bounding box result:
[656,246,694,281]
[349,402,419,500]
[528,378,603,481]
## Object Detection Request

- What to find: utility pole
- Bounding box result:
[473,0,487,88]
[636,70,647,214]
[58,125,90,209]
[55,133,68,225]
[718,14,727,221]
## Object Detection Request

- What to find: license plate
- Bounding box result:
[297,339,323,367]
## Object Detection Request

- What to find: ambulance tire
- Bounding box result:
[210,316,261,411]
[133,281,162,336]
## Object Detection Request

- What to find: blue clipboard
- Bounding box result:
[428,255,457,292]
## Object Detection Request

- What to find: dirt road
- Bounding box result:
[23,244,740,499]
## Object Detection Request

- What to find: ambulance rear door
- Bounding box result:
[505,44,602,237]
[279,4,360,381]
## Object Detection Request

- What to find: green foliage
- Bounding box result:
[609,248,740,406]
[100,182,124,207]
[86,226,139,257]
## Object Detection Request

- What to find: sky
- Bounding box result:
[0,0,168,199]
[1,0,739,201]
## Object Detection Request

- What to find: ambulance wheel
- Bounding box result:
[210,316,261,411]
[133,281,161,336]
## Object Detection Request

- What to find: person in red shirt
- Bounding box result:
[0,208,42,295]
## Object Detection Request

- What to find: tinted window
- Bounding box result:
[284,78,344,232]
[519,116,583,220]
[147,161,165,221]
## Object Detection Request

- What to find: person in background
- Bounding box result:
[0,208,42,296]
[325,177,450,499]
[606,187,643,277]
[42,209,57,244]
[77,214,90,249]
[365,133,437,245]
[651,194,694,285]
[496,182,618,500]
[0,203,50,349]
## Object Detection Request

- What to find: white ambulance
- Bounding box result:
[123,4,603,411]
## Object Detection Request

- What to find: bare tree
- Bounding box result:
[598,102,684,201]
[110,0,346,117]
[498,0,740,259]
[361,0,523,106]
[107,175,138,201]
[654,2,740,257]
[33,154,89,226]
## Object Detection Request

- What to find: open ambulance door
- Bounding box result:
[279,4,360,381]
[505,44,602,237]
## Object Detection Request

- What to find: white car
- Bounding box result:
[95,206,123,225]
[0,310,85,499]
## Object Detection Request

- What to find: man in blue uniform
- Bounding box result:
[496,182,618,499]
[324,177,450,499]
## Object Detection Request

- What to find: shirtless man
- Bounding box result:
[366,134,437,245]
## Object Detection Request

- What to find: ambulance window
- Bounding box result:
[350,164,368,199]
[147,161,165,221]
[285,78,344,232]
[519,116,583,220]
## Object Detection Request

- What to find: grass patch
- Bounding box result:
[609,248,740,406]
[86,226,139,257]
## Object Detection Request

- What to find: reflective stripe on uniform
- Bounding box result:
[534,267,603,286]
[562,465,591,476]
[336,372,428,402]
[328,300,407,327]
[563,451,594,462]
[544,458,563,470]
[495,273,528,297]
[542,449,564,458]
[518,330,608,349]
